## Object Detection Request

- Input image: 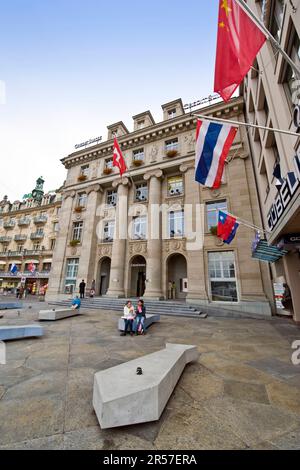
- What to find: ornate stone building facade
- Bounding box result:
[243,0,300,322]
[0,178,62,293]
[46,97,273,316]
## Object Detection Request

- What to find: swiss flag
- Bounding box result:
[113,138,127,177]
[214,0,266,102]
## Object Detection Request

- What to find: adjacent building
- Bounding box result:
[46,96,273,316]
[0,178,62,293]
[243,0,300,322]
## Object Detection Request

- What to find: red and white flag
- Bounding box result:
[113,138,127,177]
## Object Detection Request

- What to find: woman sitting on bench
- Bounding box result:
[120,300,135,336]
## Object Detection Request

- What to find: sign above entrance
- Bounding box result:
[75,136,102,150]
[267,153,300,232]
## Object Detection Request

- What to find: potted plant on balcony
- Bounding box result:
[74,206,83,213]
[103,167,113,175]
[69,239,80,247]
[166,149,179,158]
[77,174,87,182]
[209,226,218,236]
[132,159,144,167]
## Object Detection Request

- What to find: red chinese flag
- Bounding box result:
[113,138,127,176]
[214,0,266,102]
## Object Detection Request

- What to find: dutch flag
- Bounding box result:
[195,120,237,189]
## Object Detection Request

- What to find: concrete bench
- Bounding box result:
[38,308,81,321]
[0,325,43,341]
[0,302,23,310]
[93,343,199,429]
[118,314,160,332]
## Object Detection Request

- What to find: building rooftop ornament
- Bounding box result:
[31,177,45,203]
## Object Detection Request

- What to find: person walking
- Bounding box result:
[134,299,146,335]
[79,279,86,299]
[120,300,135,336]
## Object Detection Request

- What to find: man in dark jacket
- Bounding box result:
[79,280,86,299]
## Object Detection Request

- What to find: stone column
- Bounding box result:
[180,163,208,303]
[106,178,130,298]
[143,170,164,299]
[46,191,75,301]
[77,184,103,291]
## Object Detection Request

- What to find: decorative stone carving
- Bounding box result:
[164,239,186,254]
[209,188,221,198]
[184,132,196,152]
[179,161,195,174]
[129,242,148,256]
[86,184,103,195]
[150,145,158,162]
[112,177,131,189]
[71,247,78,255]
[214,237,224,247]
[99,245,112,257]
[144,169,164,182]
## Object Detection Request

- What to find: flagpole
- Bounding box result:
[223,211,270,234]
[192,113,300,138]
[235,0,300,77]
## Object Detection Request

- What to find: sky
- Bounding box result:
[0,0,220,201]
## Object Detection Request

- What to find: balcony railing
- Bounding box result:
[0,236,12,243]
[34,215,48,224]
[30,232,44,240]
[3,221,15,229]
[18,218,31,226]
[14,234,27,241]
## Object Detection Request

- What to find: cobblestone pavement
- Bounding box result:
[0,302,300,450]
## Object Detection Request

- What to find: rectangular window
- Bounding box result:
[105,158,113,169]
[65,258,79,292]
[106,190,117,207]
[165,138,179,152]
[17,244,24,252]
[168,176,184,197]
[80,165,89,177]
[208,251,238,302]
[206,200,228,230]
[33,244,40,251]
[103,221,115,242]
[137,120,145,129]
[133,148,145,162]
[133,216,147,240]
[283,27,300,101]
[135,183,148,202]
[72,222,83,241]
[53,222,59,232]
[270,0,284,44]
[77,193,87,208]
[168,109,177,119]
[169,210,184,238]
[50,239,56,250]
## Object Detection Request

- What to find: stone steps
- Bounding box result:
[49,298,203,319]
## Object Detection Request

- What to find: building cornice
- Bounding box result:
[61,97,244,170]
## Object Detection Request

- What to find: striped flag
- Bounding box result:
[195,119,237,189]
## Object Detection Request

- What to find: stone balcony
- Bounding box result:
[14,234,27,242]
[3,221,15,229]
[30,232,44,240]
[33,215,48,224]
[18,218,31,226]
[0,236,12,243]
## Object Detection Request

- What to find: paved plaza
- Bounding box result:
[0,301,300,450]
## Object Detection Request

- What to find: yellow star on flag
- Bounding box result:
[219,21,225,28]
[221,0,232,17]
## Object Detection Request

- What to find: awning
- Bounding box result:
[42,259,52,263]
[26,260,39,264]
[10,261,22,264]
[0,261,6,265]
[252,238,288,263]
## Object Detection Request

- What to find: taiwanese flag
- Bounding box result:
[113,138,127,176]
[214,0,266,102]
[217,211,239,244]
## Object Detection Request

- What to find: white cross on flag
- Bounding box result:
[113,138,127,176]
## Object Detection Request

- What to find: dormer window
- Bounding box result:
[168,109,177,119]
[137,120,145,130]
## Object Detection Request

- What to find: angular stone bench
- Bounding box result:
[0,325,43,341]
[93,343,199,429]
[0,302,23,310]
[118,313,160,332]
[38,308,81,321]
